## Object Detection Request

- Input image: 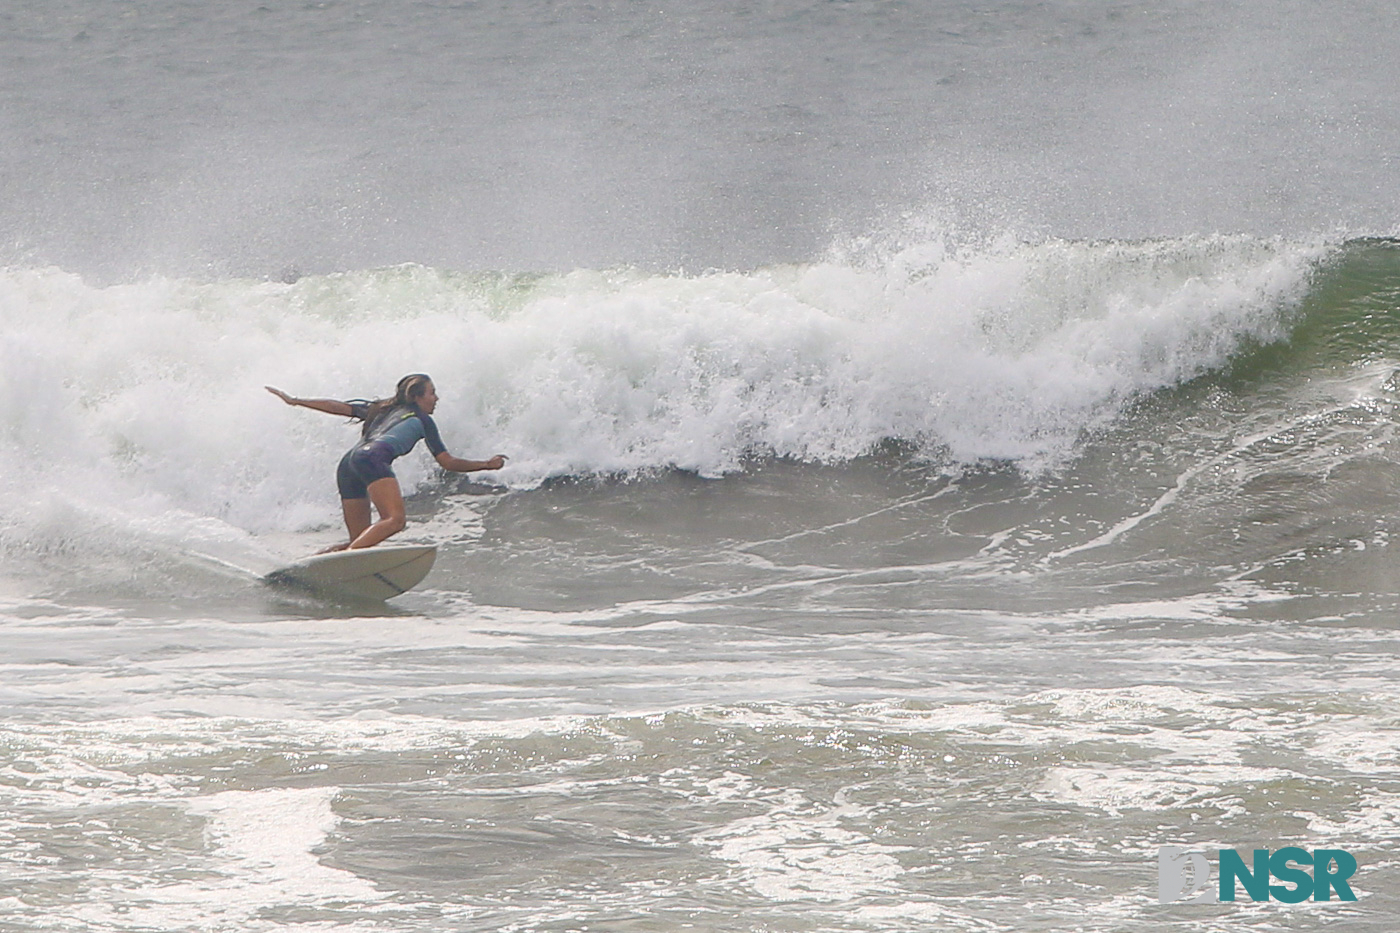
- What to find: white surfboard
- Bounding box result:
[264,544,438,601]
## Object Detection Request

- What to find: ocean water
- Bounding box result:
[5,2,1400,931]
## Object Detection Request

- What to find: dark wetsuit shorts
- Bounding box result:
[336,441,397,500]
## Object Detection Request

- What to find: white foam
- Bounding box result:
[65,787,384,930]
[187,787,377,894]
[1036,764,1294,818]
[0,234,1327,560]
[1297,791,1400,840]
[693,785,911,902]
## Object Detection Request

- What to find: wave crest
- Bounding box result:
[0,234,1327,543]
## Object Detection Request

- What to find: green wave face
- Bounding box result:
[1228,239,1400,381]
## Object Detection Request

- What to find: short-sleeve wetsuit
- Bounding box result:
[335,402,448,500]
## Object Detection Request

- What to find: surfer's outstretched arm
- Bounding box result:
[265,386,355,417]
[435,452,508,473]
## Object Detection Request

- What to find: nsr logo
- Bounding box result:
[1158,847,1358,904]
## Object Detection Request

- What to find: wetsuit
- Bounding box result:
[335,402,448,500]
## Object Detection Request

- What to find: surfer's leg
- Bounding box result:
[332,497,373,551]
[334,450,374,549]
[348,477,406,549]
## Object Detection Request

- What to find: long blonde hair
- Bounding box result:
[358,373,432,437]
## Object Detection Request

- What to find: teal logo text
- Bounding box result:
[1158,847,1358,904]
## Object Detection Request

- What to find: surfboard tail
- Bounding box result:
[264,545,438,601]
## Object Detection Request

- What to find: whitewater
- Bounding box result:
[5,2,1400,931]
[0,234,1323,543]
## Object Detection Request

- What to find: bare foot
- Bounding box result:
[315,542,351,554]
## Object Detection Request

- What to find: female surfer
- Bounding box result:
[265,374,506,551]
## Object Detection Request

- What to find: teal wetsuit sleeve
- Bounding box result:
[420,414,447,456]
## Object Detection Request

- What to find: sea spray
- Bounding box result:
[0,235,1326,556]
